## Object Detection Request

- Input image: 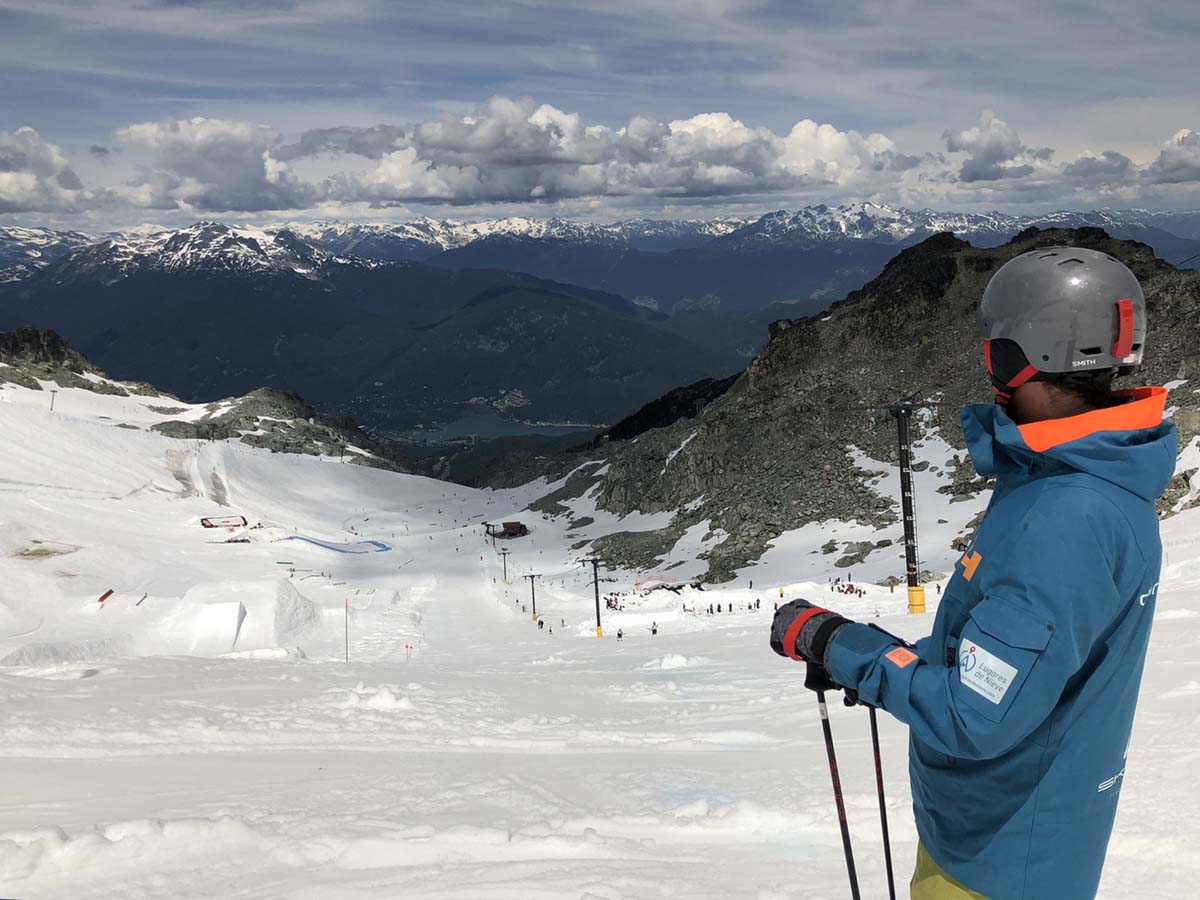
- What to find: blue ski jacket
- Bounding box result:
[826,387,1176,900]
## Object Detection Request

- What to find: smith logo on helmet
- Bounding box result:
[1072,358,1099,368]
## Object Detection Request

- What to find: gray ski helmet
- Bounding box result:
[978,247,1146,400]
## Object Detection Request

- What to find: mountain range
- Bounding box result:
[5,204,1198,315]
[415,205,1200,316]
[0,222,733,435]
[283,204,1200,258]
[3,205,1200,444]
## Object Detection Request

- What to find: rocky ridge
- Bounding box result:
[0,326,157,396]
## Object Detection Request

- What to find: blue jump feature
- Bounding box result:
[287,536,392,554]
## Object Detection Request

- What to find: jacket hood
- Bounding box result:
[962,386,1178,502]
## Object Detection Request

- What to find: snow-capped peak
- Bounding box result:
[34,221,352,285]
[0,225,96,283]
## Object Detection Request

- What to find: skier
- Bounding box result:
[651,622,658,636]
[616,628,623,642]
[538,619,544,630]
[770,248,1174,900]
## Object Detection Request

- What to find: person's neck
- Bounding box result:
[1021,398,1097,424]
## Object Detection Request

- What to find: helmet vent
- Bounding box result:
[1130,343,1142,351]
[1038,252,1059,259]
[1080,346,1103,355]
[1057,258,1086,266]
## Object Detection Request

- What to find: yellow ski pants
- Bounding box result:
[910,844,990,900]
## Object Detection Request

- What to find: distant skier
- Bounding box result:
[770,248,1173,900]
[616,628,623,642]
[651,622,658,635]
[538,619,544,630]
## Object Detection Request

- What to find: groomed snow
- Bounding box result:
[1,378,1198,898]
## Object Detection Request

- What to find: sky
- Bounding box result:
[1,0,1199,230]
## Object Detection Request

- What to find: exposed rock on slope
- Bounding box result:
[577,374,740,449]
[152,388,404,470]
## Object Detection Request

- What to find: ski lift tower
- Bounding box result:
[865,395,945,615]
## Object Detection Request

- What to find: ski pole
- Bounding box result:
[808,664,861,900]
[869,706,897,900]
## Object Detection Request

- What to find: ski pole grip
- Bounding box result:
[805,661,836,692]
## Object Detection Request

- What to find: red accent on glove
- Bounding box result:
[783,607,829,662]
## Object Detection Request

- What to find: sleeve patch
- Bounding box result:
[885,647,918,669]
[958,638,1019,704]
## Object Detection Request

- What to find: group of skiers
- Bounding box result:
[831,581,867,598]
[615,621,658,641]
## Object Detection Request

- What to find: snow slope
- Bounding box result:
[0,378,1198,898]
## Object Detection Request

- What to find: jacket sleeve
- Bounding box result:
[827,487,1140,761]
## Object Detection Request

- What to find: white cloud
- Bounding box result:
[1144,129,1200,185]
[780,120,900,185]
[332,147,459,202]
[4,104,1200,223]
[115,117,316,211]
[943,111,1053,183]
[0,127,90,213]
[303,98,907,205]
[1062,150,1136,184]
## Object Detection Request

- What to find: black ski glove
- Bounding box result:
[770,598,852,686]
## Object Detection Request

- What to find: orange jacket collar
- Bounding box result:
[1018,386,1168,453]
